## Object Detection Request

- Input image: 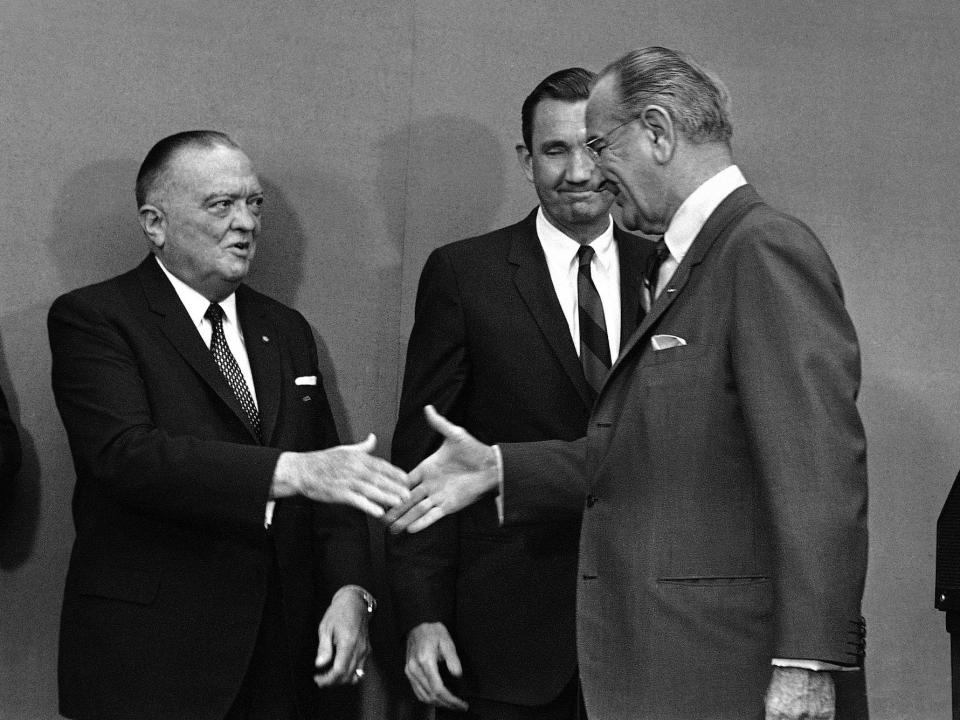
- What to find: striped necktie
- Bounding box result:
[205,304,262,441]
[577,245,611,395]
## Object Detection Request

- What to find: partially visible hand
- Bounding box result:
[384,406,499,533]
[274,434,410,518]
[765,667,835,720]
[314,587,371,688]
[404,622,468,711]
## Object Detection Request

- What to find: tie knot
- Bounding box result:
[655,238,670,262]
[577,244,595,267]
[204,303,225,326]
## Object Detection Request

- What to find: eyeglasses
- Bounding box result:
[584,118,639,164]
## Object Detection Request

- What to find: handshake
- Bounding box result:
[272,406,498,532]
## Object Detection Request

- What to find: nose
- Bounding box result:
[567,146,597,184]
[231,201,259,232]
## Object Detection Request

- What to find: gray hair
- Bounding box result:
[601,47,732,145]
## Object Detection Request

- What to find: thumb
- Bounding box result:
[438,634,463,678]
[423,405,462,441]
[347,432,377,453]
[315,625,334,670]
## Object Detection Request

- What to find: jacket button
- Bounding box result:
[586,494,598,508]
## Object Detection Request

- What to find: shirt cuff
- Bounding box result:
[492,445,504,525]
[771,658,859,671]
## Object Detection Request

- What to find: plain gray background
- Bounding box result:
[1,1,957,718]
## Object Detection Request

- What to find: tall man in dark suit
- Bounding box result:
[386,68,649,719]
[49,131,410,720]
[387,47,868,720]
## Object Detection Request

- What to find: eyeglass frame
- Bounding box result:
[583,117,640,165]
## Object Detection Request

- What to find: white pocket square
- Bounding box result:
[294,375,318,386]
[651,334,687,351]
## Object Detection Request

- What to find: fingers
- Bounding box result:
[314,626,368,688]
[383,483,430,527]
[407,505,448,534]
[344,432,377,454]
[386,493,436,533]
[404,636,468,710]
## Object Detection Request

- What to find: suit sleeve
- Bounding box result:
[0,381,22,483]
[498,438,588,525]
[48,291,281,537]
[730,217,868,666]
[386,249,466,635]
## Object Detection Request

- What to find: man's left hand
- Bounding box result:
[314,588,371,687]
[765,667,835,720]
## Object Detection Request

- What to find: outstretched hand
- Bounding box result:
[273,434,410,518]
[384,406,500,533]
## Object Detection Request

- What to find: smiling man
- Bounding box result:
[49,131,409,720]
[386,69,651,720]
[387,48,869,720]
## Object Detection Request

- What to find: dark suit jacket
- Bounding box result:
[49,256,371,720]
[0,380,21,484]
[387,210,650,705]
[500,187,869,719]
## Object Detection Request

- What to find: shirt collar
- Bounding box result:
[663,164,747,263]
[154,256,239,331]
[536,206,615,272]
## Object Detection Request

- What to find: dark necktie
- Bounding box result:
[577,245,612,395]
[205,303,261,441]
[643,238,671,312]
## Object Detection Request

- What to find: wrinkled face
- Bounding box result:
[585,75,668,235]
[150,144,264,301]
[519,99,613,241]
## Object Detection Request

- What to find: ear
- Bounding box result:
[639,105,676,164]
[138,204,166,249]
[516,143,535,184]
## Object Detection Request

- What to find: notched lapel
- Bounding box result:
[508,217,595,408]
[611,185,765,376]
[238,290,282,446]
[137,258,263,443]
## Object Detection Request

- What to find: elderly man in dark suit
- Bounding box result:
[49,131,409,720]
[386,68,650,719]
[387,47,868,720]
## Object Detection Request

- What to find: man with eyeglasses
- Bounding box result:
[388,47,868,720]
[386,68,651,720]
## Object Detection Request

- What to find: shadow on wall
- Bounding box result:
[0,333,39,570]
[371,115,507,720]
[45,159,147,289]
[378,114,508,259]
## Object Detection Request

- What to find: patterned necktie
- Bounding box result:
[204,304,261,441]
[643,238,671,312]
[577,245,612,395]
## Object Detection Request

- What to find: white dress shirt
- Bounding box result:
[536,207,622,361]
[656,164,747,296]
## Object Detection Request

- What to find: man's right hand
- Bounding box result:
[272,434,410,518]
[405,622,469,711]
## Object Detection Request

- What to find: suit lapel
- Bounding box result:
[509,212,595,408]
[612,185,765,373]
[237,288,282,446]
[137,257,262,443]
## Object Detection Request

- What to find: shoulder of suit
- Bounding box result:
[427,214,532,263]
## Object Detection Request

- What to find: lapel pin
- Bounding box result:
[262,335,270,343]
[302,395,312,402]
